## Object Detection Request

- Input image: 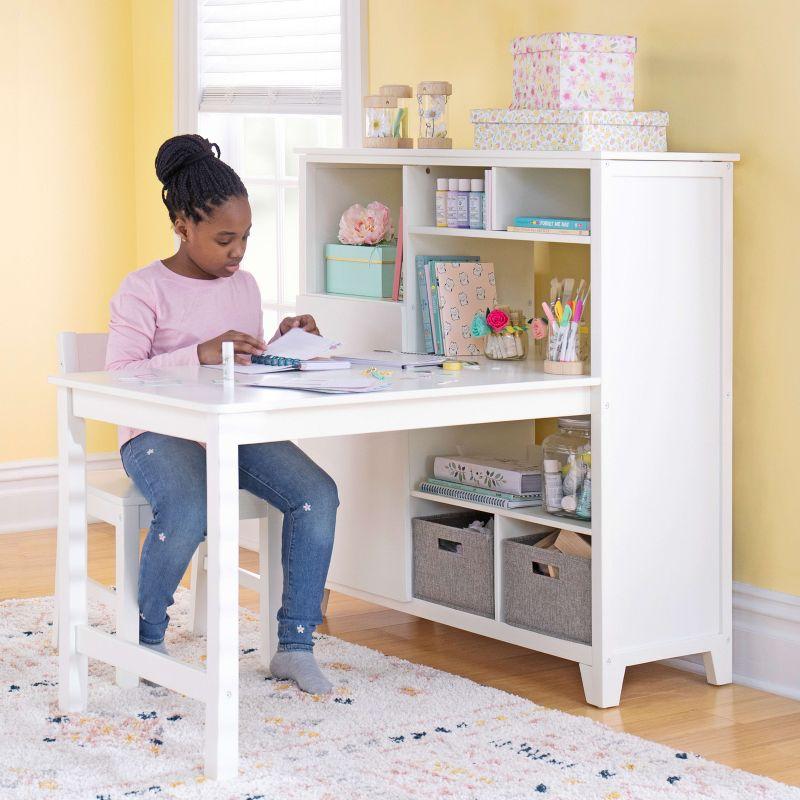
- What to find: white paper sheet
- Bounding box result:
[264,328,341,359]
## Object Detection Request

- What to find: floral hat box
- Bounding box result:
[511,32,637,112]
[470,108,668,152]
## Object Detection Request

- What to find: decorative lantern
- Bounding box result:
[378,85,413,148]
[363,94,399,148]
[416,81,452,148]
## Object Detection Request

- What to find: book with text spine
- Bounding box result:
[434,455,542,495]
[416,255,480,356]
[415,257,435,354]
[507,226,590,236]
[513,216,590,231]
[418,478,543,508]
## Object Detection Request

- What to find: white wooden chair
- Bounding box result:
[52,332,313,689]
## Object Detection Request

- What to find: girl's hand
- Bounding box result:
[278,314,321,337]
[197,330,268,365]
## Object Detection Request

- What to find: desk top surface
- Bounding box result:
[49,361,599,414]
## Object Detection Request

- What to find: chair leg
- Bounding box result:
[51,529,61,649]
[266,506,283,662]
[115,507,142,688]
[321,588,331,618]
[258,516,270,669]
[189,539,209,636]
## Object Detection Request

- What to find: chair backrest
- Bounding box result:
[58,332,108,374]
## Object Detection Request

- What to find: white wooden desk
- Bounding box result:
[49,361,596,781]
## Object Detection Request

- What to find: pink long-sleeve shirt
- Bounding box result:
[105,259,267,450]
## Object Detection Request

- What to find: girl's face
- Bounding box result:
[175,195,252,279]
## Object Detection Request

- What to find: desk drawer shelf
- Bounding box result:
[410,490,591,535]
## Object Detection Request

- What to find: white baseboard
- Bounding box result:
[0,455,265,551]
[0,454,122,534]
[661,581,800,702]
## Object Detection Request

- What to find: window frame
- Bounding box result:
[173,0,367,143]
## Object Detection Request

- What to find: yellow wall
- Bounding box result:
[369,0,800,596]
[0,0,173,462]
[3,0,796,595]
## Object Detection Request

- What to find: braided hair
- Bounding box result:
[155,134,247,224]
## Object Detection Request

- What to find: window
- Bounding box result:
[176,0,365,333]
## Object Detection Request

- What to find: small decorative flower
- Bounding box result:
[470,311,491,337]
[486,308,510,332]
[338,202,394,246]
[302,503,311,512]
[158,533,166,541]
[146,449,154,456]
[296,625,305,634]
[531,318,548,340]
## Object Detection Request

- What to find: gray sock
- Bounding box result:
[140,639,169,686]
[269,650,333,695]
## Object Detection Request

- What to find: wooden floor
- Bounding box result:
[3,523,799,787]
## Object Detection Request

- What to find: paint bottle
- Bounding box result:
[435,178,448,227]
[457,179,471,228]
[543,459,563,513]
[576,468,592,519]
[468,178,485,229]
[446,178,459,227]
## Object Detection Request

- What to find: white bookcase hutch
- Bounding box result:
[296,148,737,707]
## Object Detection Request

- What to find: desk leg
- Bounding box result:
[56,387,88,712]
[204,428,240,781]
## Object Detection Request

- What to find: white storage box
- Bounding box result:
[511,32,637,111]
[471,108,668,152]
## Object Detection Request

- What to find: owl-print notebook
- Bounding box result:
[433,261,497,356]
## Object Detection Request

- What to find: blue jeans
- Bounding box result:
[120,432,339,651]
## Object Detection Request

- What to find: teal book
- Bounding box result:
[419,478,542,508]
[513,216,590,232]
[421,255,480,356]
[414,256,435,354]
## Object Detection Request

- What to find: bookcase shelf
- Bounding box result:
[410,489,592,534]
[408,225,591,245]
[297,147,736,709]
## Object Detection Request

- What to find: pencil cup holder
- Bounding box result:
[543,323,589,374]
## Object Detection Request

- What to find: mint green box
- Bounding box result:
[325,243,397,298]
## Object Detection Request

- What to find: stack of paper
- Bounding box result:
[335,351,445,369]
[245,375,391,394]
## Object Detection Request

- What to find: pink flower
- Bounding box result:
[486,308,510,332]
[531,318,548,340]
[338,202,394,245]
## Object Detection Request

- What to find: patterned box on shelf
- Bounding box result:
[324,243,397,298]
[511,32,636,111]
[471,108,668,152]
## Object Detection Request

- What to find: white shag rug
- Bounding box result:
[1,590,798,800]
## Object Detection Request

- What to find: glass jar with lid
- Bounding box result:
[542,416,592,519]
[379,84,413,148]
[416,81,452,148]
[364,94,398,148]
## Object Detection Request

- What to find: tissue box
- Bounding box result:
[471,108,668,152]
[511,32,636,111]
[324,243,397,298]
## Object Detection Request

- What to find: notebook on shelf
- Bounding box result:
[433,261,497,357]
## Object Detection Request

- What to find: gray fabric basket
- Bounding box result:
[412,511,494,618]
[503,532,591,644]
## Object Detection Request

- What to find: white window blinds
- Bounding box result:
[200,0,342,114]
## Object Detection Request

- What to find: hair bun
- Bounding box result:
[155,134,221,185]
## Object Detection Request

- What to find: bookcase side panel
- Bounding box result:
[597,160,730,659]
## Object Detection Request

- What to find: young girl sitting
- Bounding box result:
[105,134,338,694]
